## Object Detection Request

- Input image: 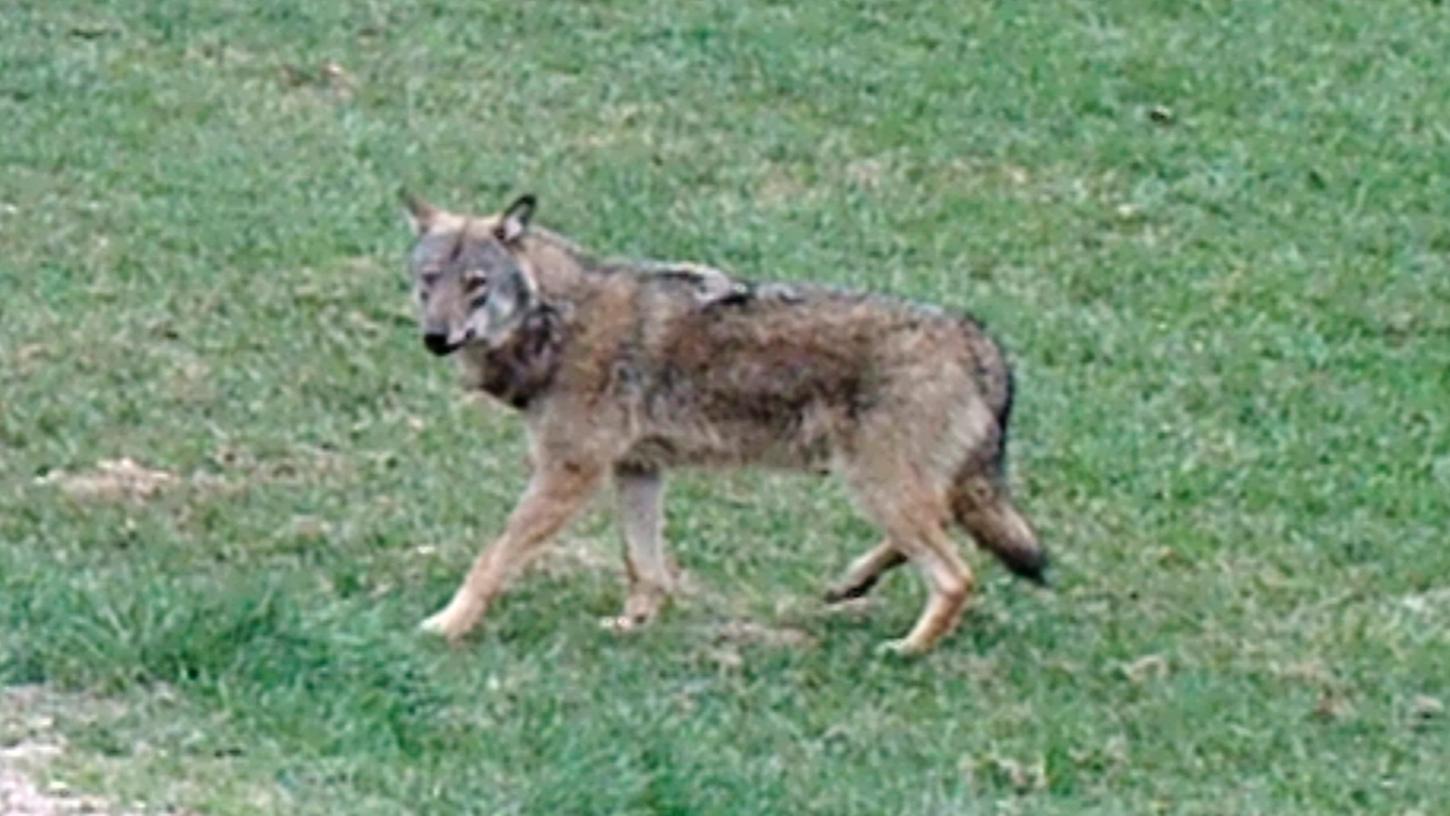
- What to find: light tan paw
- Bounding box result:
[598,615,645,634]
[599,596,664,634]
[418,604,476,641]
[876,637,928,657]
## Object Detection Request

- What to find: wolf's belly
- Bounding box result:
[620,410,838,472]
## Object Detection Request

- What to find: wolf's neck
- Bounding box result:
[467,304,566,411]
[520,229,597,298]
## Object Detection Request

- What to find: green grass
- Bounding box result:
[3,0,1448,812]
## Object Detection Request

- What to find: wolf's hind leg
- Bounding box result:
[824,539,907,604]
[603,466,676,632]
[843,465,974,654]
[879,515,974,655]
[420,461,603,641]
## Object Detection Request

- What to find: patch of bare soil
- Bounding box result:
[34,458,178,503]
[0,688,140,816]
[0,764,123,816]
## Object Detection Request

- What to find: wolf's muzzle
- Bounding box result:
[423,332,461,357]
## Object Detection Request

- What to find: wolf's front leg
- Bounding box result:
[603,466,676,632]
[420,461,604,641]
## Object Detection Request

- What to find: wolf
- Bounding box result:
[402,192,1045,654]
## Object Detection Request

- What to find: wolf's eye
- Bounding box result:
[463,271,487,292]
[469,294,489,310]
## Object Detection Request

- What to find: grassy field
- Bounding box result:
[2,0,1448,812]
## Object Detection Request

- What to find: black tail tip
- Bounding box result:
[1006,550,1050,587]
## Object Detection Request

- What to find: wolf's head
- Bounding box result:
[401,193,539,357]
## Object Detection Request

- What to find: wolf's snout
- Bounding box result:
[423,332,457,356]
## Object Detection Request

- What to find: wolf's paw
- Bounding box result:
[598,615,646,634]
[418,604,477,641]
[875,638,928,658]
[600,587,668,635]
[823,574,883,605]
[823,583,867,605]
[599,599,663,634]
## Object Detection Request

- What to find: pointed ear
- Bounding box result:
[495,194,537,243]
[482,265,537,347]
[400,190,441,237]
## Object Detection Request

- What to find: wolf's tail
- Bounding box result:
[950,316,1046,581]
[951,475,1048,584]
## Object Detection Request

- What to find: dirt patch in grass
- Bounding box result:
[35,459,178,503]
[0,687,139,816]
[32,446,357,506]
[0,764,131,816]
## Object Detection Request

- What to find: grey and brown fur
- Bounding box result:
[403,193,1045,654]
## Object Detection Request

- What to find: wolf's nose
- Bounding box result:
[423,332,455,356]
